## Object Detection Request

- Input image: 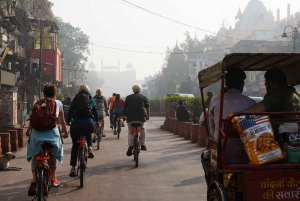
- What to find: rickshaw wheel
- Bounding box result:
[208,191,221,201]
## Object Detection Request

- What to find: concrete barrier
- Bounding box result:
[191,124,200,143]
[178,121,186,137]
[7,130,18,152]
[0,133,11,153]
[184,122,192,140]
[198,126,208,147]
[169,118,176,133]
[174,119,179,135]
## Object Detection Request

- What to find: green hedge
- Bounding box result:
[148,96,204,121]
[149,98,161,112]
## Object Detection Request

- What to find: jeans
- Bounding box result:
[127,121,146,147]
[69,122,95,166]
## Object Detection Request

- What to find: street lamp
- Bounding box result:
[282,24,300,53]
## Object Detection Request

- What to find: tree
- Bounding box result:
[56,17,90,82]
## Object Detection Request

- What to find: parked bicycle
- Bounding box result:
[76,133,88,188]
[131,123,141,167]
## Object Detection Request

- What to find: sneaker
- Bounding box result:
[51,178,60,187]
[92,137,96,143]
[88,147,94,158]
[102,133,106,137]
[122,123,125,127]
[28,179,37,196]
[69,167,77,177]
[110,124,113,128]
[113,131,117,135]
[126,146,133,156]
[141,145,147,151]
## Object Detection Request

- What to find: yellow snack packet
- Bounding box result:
[231,115,284,165]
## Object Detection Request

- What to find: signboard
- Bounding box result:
[191,84,199,94]
[244,170,300,201]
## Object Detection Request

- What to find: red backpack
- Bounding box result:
[30,98,57,131]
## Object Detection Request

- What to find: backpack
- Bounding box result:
[30,99,57,131]
[73,93,92,117]
[94,95,105,110]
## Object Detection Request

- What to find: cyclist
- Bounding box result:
[93,88,109,138]
[66,84,100,177]
[112,94,125,135]
[26,84,68,194]
[123,85,150,156]
[107,93,116,129]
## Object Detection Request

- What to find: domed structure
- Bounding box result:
[126,62,133,71]
[88,62,96,71]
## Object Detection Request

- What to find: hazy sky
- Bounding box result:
[51,0,300,80]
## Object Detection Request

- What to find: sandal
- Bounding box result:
[102,133,106,137]
[69,167,77,177]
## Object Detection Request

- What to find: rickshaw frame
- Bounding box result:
[198,53,300,201]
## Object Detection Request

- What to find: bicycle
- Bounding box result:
[33,142,53,201]
[76,133,88,188]
[131,123,141,167]
[116,115,124,139]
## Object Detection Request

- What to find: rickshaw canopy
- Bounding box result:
[198,53,300,88]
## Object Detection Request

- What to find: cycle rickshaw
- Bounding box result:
[198,53,300,201]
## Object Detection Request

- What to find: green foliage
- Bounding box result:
[149,98,161,112]
[164,95,203,121]
[56,93,64,101]
[31,78,40,87]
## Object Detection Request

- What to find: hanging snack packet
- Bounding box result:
[231,115,284,165]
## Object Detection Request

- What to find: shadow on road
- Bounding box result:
[174,176,206,187]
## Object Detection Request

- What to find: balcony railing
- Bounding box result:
[1,7,22,26]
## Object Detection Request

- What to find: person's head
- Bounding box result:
[77,84,90,93]
[112,93,116,97]
[178,100,184,105]
[264,68,288,91]
[95,88,103,96]
[67,97,71,101]
[225,67,246,92]
[207,91,213,98]
[115,94,120,100]
[43,84,57,98]
[132,85,142,93]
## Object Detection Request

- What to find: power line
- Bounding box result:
[114,0,235,40]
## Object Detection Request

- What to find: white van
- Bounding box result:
[167,93,195,98]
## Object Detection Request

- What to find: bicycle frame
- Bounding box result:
[77,137,87,169]
[77,136,87,188]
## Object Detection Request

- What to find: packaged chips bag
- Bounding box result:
[231,115,284,165]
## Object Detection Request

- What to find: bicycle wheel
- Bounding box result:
[96,127,100,150]
[117,121,121,139]
[134,137,139,167]
[80,148,85,188]
[37,169,46,201]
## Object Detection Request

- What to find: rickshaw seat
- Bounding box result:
[222,122,240,138]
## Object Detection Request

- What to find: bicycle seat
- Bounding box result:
[131,123,141,127]
[42,142,53,149]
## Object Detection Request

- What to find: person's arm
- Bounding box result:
[242,102,266,113]
[104,97,109,114]
[146,107,150,120]
[107,97,111,108]
[144,96,150,120]
[91,98,99,122]
[123,97,128,118]
[25,123,32,136]
[58,108,68,138]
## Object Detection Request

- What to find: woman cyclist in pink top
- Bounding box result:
[112,94,125,134]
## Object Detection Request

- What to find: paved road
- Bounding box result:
[0,116,207,201]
